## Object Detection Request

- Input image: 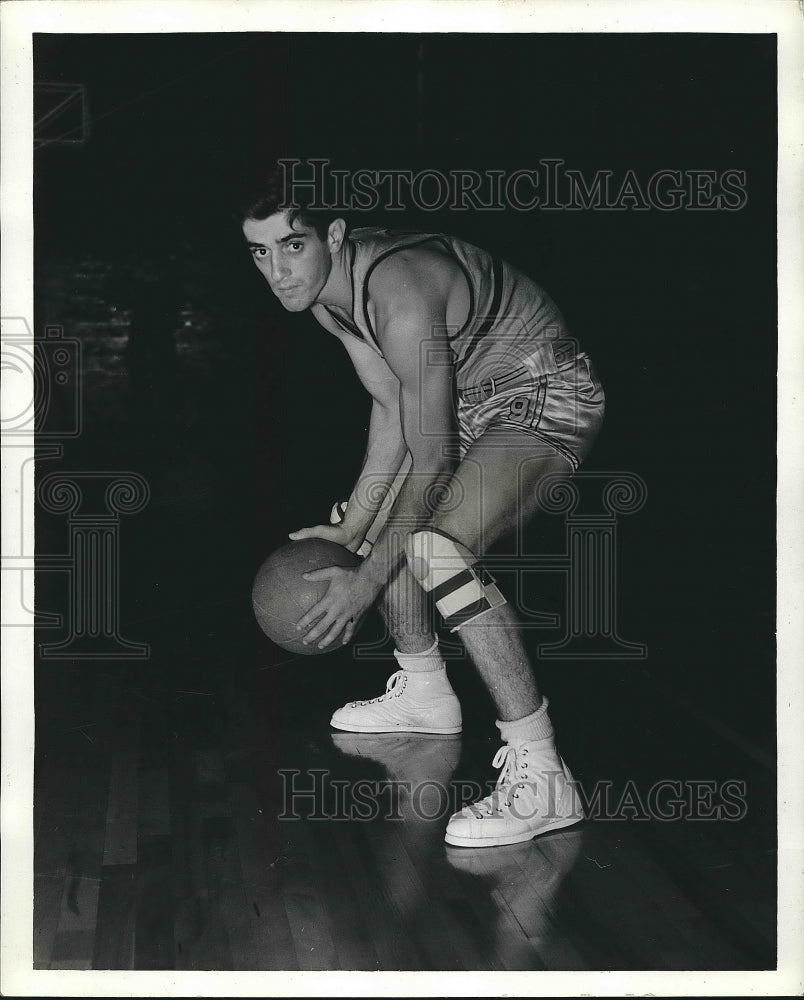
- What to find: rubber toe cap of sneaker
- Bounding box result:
[330,705,358,727]
[445,809,485,841]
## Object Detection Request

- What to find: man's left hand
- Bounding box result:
[295,565,381,649]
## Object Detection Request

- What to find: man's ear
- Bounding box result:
[327,218,347,254]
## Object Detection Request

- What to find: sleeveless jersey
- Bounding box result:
[323,228,579,394]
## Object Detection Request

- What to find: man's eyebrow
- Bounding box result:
[246,232,307,249]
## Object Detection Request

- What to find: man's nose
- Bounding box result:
[269,253,290,283]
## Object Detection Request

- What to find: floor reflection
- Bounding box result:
[328,731,583,970]
[446,829,585,969]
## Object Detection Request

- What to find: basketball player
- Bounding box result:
[241,181,605,847]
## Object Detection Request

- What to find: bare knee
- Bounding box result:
[430,508,499,557]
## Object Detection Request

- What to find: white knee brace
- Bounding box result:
[405,528,506,631]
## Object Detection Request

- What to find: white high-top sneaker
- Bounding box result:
[330,668,462,735]
[444,738,584,847]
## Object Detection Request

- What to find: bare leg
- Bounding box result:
[367,457,437,656]
[431,427,574,721]
[379,561,435,655]
[458,604,542,720]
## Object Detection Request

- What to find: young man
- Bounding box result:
[241,183,605,847]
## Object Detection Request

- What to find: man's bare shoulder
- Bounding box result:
[367,243,464,314]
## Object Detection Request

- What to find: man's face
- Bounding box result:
[242,211,332,312]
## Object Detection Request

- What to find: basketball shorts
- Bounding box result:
[456,353,605,470]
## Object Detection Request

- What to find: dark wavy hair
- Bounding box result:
[237,165,345,241]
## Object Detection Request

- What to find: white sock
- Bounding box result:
[497,697,555,744]
[393,638,444,673]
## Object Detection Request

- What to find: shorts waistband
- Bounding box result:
[460,366,536,403]
[459,340,583,404]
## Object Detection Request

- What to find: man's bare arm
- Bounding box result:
[303,305,410,550]
[337,395,409,549]
[356,280,459,588]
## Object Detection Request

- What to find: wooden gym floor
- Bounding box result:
[33,650,776,971]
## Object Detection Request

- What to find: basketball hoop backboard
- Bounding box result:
[34,82,90,150]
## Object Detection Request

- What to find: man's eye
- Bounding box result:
[252,248,267,258]
[287,241,304,252]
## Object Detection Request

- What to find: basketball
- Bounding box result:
[251,538,362,655]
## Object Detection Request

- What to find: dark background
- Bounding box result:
[33,32,776,757]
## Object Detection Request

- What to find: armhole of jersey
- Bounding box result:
[361,235,476,349]
[321,241,386,355]
[454,252,503,375]
[322,304,363,341]
[435,237,475,340]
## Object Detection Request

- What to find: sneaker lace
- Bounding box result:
[466,744,530,818]
[351,670,405,707]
